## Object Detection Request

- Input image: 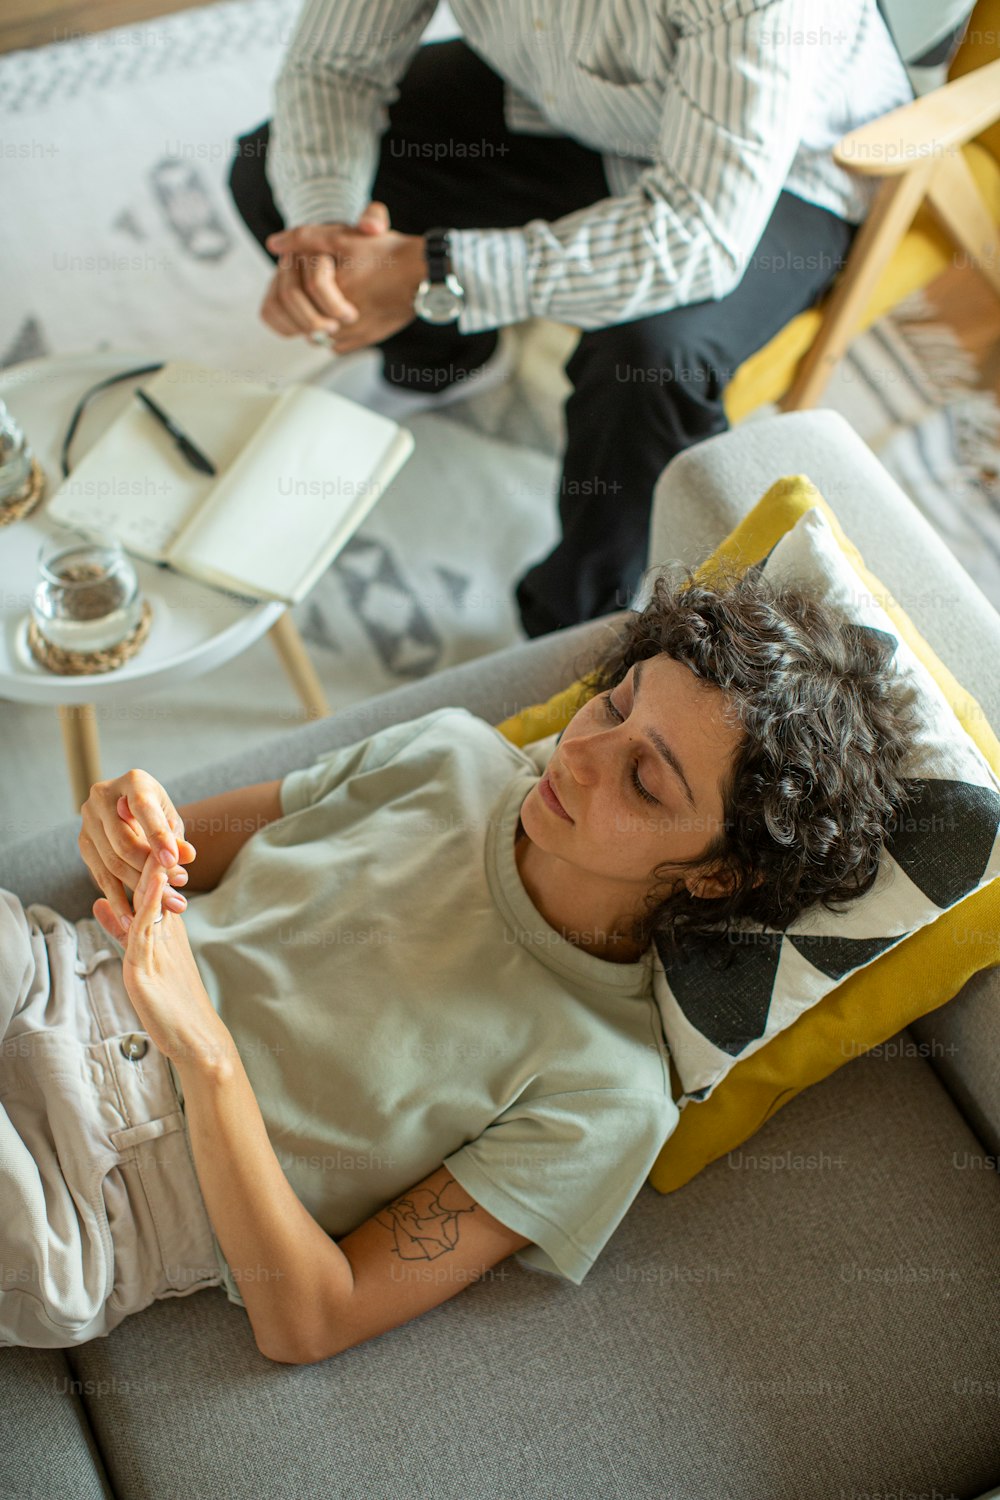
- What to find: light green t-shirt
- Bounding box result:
[170,708,678,1301]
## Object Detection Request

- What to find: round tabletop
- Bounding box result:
[0,350,285,705]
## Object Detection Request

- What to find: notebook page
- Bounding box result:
[284,425,415,602]
[45,360,279,561]
[169,383,405,599]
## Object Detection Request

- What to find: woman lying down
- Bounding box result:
[0,565,916,1362]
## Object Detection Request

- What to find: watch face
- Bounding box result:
[415,279,463,324]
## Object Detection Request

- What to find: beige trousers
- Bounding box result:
[0,891,225,1348]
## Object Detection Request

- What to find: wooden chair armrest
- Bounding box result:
[834,55,1000,177]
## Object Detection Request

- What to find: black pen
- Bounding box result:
[135,387,217,476]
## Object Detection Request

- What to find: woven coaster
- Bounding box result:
[27,596,153,675]
[0,458,46,528]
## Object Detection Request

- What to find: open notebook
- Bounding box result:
[45,360,414,604]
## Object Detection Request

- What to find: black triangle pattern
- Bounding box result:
[853,624,899,663]
[884,778,1000,908]
[744,539,782,579]
[654,932,783,1056]
[786,930,907,982]
[744,565,898,666]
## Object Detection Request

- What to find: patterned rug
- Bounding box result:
[1,0,998,838]
[816,290,1000,609]
[0,0,565,705]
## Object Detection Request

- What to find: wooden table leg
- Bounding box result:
[268,611,331,720]
[57,702,102,809]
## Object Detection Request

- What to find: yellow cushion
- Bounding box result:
[494,476,1000,1192]
[950,0,1000,166]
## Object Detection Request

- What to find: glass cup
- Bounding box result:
[0,398,34,505]
[31,531,143,653]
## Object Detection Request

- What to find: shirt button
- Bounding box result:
[534,17,545,30]
[120,1033,149,1061]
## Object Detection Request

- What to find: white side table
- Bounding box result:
[0,351,331,810]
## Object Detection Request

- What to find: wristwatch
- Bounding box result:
[413,228,465,324]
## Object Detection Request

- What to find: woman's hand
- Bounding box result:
[79,768,196,931]
[93,853,236,1074]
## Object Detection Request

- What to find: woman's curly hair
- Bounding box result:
[575,559,922,965]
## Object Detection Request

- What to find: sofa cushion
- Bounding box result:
[0,1346,113,1499]
[65,1037,1000,1500]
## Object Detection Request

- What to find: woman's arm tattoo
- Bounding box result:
[374,1177,478,1261]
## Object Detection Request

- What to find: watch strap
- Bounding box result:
[424,227,452,284]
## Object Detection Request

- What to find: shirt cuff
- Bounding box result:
[270,177,367,232]
[448,227,534,334]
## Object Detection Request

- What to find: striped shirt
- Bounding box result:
[268,0,913,333]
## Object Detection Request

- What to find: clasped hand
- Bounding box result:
[80,770,231,1071]
[79,768,194,930]
[260,200,428,353]
[100,853,233,1073]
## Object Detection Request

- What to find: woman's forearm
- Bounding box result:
[175,1034,354,1362]
[174,780,284,892]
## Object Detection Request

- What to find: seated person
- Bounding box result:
[229,2,912,635]
[0,565,917,1361]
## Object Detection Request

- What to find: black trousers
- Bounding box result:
[229,40,856,638]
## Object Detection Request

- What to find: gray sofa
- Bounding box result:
[3,411,998,1500]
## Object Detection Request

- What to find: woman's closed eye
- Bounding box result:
[601,692,658,805]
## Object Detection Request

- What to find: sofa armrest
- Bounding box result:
[909,963,1000,1160]
[2,613,629,920]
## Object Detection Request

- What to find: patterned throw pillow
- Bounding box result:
[651,505,1000,1103]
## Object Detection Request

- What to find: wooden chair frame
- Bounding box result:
[780,55,1000,411]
